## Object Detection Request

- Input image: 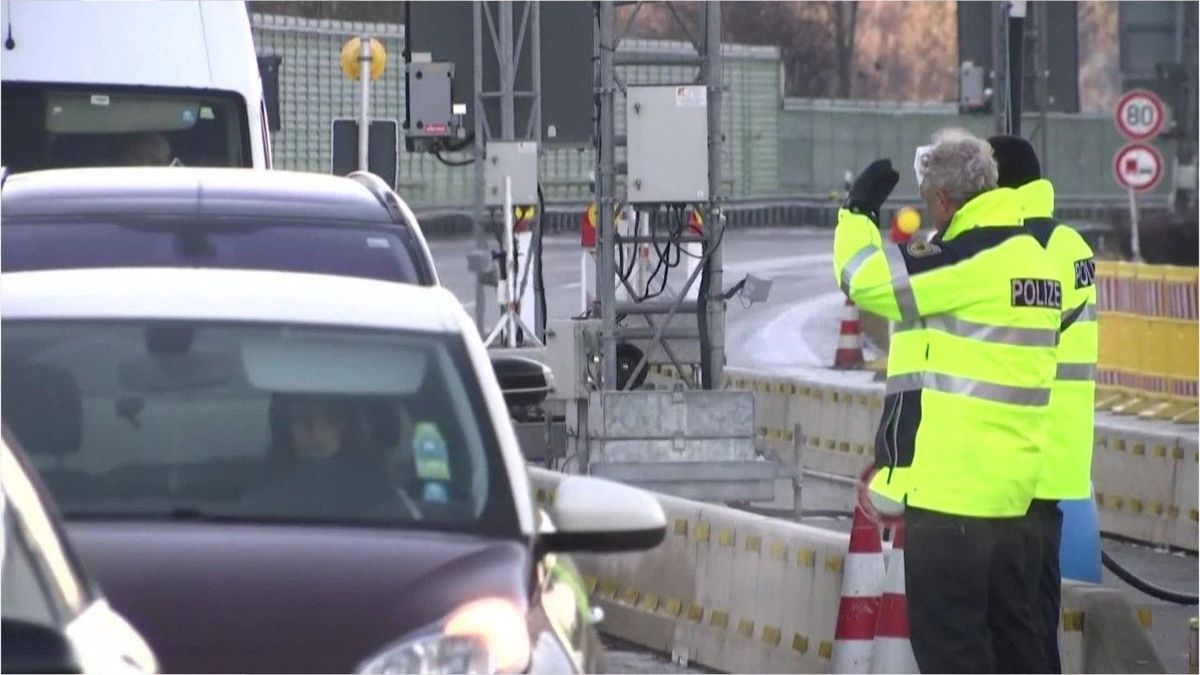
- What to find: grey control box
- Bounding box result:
[484,141,539,206]
[405,61,455,146]
[626,85,709,204]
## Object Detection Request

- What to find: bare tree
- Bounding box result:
[617,1,844,97]
[1077,0,1120,114]
[852,1,957,102]
[831,2,859,98]
[248,1,404,24]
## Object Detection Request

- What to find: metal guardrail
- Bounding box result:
[411,195,1172,239]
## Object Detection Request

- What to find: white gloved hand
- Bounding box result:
[857,466,905,524]
[913,144,934,190]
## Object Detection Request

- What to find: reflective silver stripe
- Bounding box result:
[925,373,1051,406]
[1075,303,1098,322]
[926,315,1059,347]
[1056,363,1097,381]
[892,319,922,335]
[884,245,918,322]
[840,245,877,295]
[886,372,925,394]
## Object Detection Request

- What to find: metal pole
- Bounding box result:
[992,1,1009,135]
[1036,0,1049,170]
[1188,616,1197,675]
[1007,1,1025,136]
[472,4,487,331]
[531,1,544,342]
[505,175,517,347]
[597,0,618,389]
[499,2,515,139]
[1128,186,1142,262]
[704,1,725,390]
[358,36,371,172]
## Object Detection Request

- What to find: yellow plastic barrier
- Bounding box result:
[1094,260,1124,406]
[1097,262,1199,423]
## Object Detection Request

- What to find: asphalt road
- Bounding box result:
[428,228,1197,673]
[427,227,863,372]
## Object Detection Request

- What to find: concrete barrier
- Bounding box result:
[1093,418,1199,551]
[1169,434,1200,549]
[528,468,1167,674]
[530,466,848,673]
[1060,581,1168,674]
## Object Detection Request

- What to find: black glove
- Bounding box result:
[845,159,900,224]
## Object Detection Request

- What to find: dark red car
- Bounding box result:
[2,266,666,673]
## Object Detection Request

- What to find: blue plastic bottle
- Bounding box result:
[1058,484,1103,583]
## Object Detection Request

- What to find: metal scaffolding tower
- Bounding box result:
[593,0,726,391]
[471,1,543,338]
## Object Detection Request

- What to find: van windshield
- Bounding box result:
[1,83,249,173]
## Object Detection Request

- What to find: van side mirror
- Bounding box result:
[491,355,553,408]
[1,618,81,674]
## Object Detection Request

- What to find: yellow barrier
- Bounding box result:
[1096,262,1199,423]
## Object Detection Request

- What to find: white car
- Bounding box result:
[1,427,158,674]
[2,267,665,673]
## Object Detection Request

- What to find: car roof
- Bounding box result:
[1,267,467,334]
[1,167,397,223]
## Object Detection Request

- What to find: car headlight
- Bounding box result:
[358,598,531,675]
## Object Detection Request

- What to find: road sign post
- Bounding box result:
[1114,142,1164,262]
[340,37,388,173]
[1113,89,1167,263]
[358,37,371,172]
[1127,185,1142,262]
[1115,89,1167,142]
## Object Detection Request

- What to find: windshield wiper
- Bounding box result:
[62,507,234,522]
[167,507,218,521]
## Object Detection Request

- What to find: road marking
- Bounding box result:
[738,289,844,366]
[724,252,832,275]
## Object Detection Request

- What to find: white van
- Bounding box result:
[1,0,271,172]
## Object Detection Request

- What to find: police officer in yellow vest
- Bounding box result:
[990,134,1098,674]
[835,129,1059,673]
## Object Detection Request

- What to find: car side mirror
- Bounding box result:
[1,618,81,674]
[491,355,553,408]
[539,475,666,554]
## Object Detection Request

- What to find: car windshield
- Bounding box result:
[1,321,519,538]
[1,83,248,173]
[0,220,425,284]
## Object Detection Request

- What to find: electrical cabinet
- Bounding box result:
[626,85,709,204]
[484,141,539,206]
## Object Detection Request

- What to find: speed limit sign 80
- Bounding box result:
[1115,89,1166,141]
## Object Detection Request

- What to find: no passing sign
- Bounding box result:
[1113,143,1163,192]
[1115,89,1166,141]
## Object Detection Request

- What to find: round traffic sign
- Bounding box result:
[1113,142,1164,192]
[1115,89,1166,141]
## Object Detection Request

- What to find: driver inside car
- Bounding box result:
[117,132,175,166]
[242,394,419,518]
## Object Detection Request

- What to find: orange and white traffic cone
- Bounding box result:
[834,297,865,369]
[869,524,919,673]
[830,505,886,673]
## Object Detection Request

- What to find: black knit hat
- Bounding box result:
[988,135,1042,188]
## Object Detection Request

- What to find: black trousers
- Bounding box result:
[905,506,1048,674]
[1030,499,1064,673]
